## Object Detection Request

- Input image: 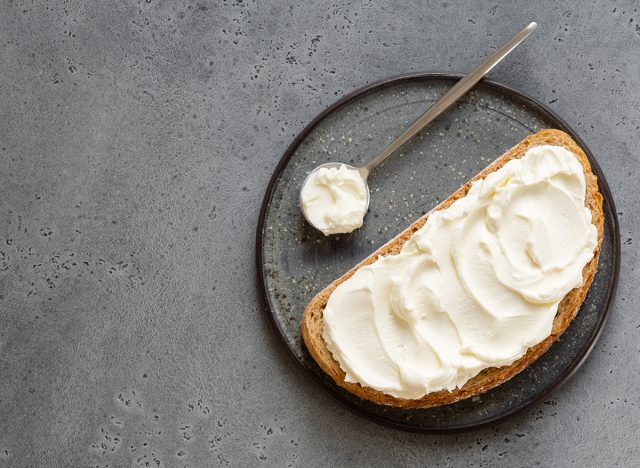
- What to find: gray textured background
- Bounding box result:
[0,1,638,466]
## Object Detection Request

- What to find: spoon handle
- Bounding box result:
[363,22,537,175]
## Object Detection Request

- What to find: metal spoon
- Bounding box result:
[301,22,537,232]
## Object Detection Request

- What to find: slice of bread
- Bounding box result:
[301,129,604,409]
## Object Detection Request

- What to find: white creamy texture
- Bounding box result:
[323,145,598,399]
[300,164,368,236]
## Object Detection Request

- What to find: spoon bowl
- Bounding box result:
[299,162,371,232]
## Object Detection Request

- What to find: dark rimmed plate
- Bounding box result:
[256,73,620,433]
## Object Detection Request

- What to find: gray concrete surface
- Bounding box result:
[0,1,638,466]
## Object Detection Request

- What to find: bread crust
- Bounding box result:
[301,129,604,408]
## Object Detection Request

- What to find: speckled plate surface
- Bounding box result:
[256,73,620,433]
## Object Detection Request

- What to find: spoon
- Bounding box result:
[301,22,537,232]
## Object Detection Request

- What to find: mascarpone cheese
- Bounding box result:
[322,145,598,399]
[300,164,368,236]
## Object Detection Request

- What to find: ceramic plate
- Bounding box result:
[256,73,620,432]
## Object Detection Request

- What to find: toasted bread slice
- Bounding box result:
[301,129,604,408]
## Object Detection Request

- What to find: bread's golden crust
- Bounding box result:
[301,129,604,408]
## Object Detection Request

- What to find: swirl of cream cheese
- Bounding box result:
[322,145,598,399]
[300,164,368,236]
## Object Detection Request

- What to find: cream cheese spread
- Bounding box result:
[322,145,598,399]
[300,164,368,236]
